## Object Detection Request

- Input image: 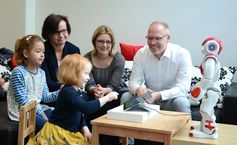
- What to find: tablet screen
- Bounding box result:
[123,92,152,111]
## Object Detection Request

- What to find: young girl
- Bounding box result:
[27,54,118,145]
[7,35,58,132]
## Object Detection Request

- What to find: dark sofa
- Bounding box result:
[3,74,235,144]
[0,101,18,145]
[1,83,237,145]
[222,82,237,124]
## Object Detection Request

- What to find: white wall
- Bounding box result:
[1,0,237,68]
[25,0,36,34]
[34,0,237,67]
[0,0,26,49]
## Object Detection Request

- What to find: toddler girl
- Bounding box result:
[27,54,118,145]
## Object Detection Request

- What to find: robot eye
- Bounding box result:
[209,44,216,50]
[207,41,219,52]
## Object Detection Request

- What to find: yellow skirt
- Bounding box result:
[27,122,91,145]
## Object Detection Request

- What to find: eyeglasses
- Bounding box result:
[96,40,112,45]
[55,29,68,36]
[145,34,168,41]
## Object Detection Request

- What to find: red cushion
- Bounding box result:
[10,56,17,69]
[120,43,143,61]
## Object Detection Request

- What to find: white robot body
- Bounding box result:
[189,37,223,139]
[201,55,220,82]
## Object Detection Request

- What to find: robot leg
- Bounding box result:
[189,89,219,139]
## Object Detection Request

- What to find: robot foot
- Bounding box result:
[189,129,218,139]
[190,124,201,131]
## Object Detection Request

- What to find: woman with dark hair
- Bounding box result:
[41,14,80,92]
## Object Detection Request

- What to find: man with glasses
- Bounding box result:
[121,21,192,144]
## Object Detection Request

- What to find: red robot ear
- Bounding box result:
[202,37,223,55]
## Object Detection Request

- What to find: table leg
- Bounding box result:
[164,134,172,145]
[92,125,99,145]
[122,137,128,145]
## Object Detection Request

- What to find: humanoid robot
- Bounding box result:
[189,37,223,139]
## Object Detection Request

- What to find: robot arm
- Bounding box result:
[190,57,218,102]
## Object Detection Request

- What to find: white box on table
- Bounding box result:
[106,104,160,123]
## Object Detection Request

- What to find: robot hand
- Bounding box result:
[190,85,205,103]
[189,79,213,102]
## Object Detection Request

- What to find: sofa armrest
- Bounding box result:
[222,82,237,124]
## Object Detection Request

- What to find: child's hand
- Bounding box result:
[41,112,48,121]
[106,91,118,101]
[99,91,118,107]
[81,126,92,143]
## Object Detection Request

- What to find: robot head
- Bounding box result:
[201,37,223,56]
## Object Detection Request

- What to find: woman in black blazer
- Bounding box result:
[41,14,80,92]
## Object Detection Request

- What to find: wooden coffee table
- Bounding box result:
[91,111,190,145]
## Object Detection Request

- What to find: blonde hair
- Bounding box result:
[14,35,43,65]
[91,25,116,56]
[57,54,92,87]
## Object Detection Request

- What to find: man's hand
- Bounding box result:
[135,87,153,97]
[145,92,161,104]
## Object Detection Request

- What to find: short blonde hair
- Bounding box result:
[57,54,92,87]
[149,21,170,35]
[14,35,43,65]
[91,25,116,56]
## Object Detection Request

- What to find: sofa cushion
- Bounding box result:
[121,61,133,87]
[0,65,11,82]
[120,43,143,61]
[0,65,11,101]
[191,66,237,108]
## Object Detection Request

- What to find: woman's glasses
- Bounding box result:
[96,40,112,45]
[55,29,68,36]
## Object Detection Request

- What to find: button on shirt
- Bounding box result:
[129,43,192,100]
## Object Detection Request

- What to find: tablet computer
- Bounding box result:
[123,92,152,111]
